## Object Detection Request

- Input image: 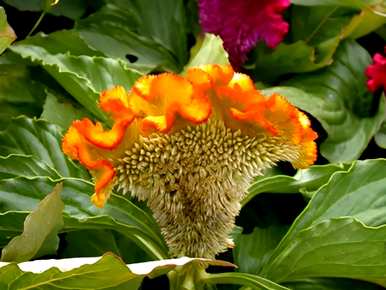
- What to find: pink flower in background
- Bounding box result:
[199,0,290,67]
[366,47,386,94]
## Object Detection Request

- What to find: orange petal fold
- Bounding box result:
[74,118,132,150]
[99,85,135,122]
[62,120,118,207]
[129,73,211,133]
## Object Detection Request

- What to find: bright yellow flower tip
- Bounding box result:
[62,64,317,257]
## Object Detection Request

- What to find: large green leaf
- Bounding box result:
[233,225,288,275]
[348,9,386,39]
[248,4,385,81]
[0,254,234,290]
[0,62,46,130]
[2,0,44,11]
[1,183,64,262]
[0,155,60,180]
[0,7,16,55]
[119,0,187,64]
[3,0,88,19]
[0,117,167,258]
[290,6,357,46]
[285,278,384,290]
[41,90,90,130]
[77,0,188,72]
[290,0,382,8]
[236,164,349,276]
[263,41,386,162]
[184,33,229,69]
[276,159,386,233]
[61,230,150,263]
[0,63,45,105]
[10,43,141,121]
[201,272,290,290]
[261,159,386,284]
[0,254,144,289]
[375,112,386,148]
[248,40,338,81]
[0,116,88,179]
[15,30,104,57]
[46,0,88,19]
[264,218,386,285]
[242,163,349,206]
[0,177,168,259]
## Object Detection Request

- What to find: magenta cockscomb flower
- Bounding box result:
[366,46,386,94]
[199,0,290,67]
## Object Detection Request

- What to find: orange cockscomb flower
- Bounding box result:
[62,64,317,258]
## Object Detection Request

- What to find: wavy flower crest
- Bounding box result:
[62,64,317,257]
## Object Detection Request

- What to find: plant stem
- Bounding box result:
[167,263,207,290]
[27,10,47,37]
[200,272,290,290]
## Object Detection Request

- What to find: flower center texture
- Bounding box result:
[117,119,299,257]
[62,64,318,258]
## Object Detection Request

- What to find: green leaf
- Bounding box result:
[377,25,386,40]
[184,34,229,69]
[0,63,45,128]
[282,159,386,232]
[0,7,16,55]
[248,40,337,81]
[1,183,64,262]
[120,0,187,65]
[0,116,88,179]
[10,43,141,121]
[248,5,385,81]
[291,6,357,46]
[0,155,60,180]
[0,177,168,259]
[3,0,44,11]
[242,163,349,206]
[285,278,384,290]
[262,159,386,284]
[0,117,167,258]
[290,6,356,46]
[233,225,288,275]
[375,111,386,148]
[348,9,386,39]
[290,0,382,9]
[3,0,87,19]
[61,230,150,263]
[202,272,290,290]
[0,254,234,290]
[16,30,104,57]
[264,218,386,285]
[1,254,143,289]
[41,90,90,130]
[263,41,386,162]
[77,0,188,72]
[0,63,45,104]
[48,0,88,19]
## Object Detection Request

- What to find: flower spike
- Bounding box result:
[62,64,317,257]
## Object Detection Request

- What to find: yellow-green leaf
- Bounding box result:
[1,183,64,262]
[0,7,16,54]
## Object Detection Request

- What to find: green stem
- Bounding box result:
[27,10,47,37]
[167,264,207,290]
[200,272,290,290]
